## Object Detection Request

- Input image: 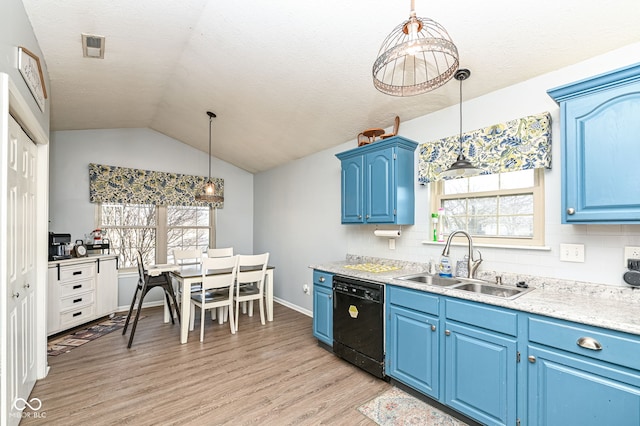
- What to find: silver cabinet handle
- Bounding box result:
[577,336,602,351]
[358,215,362,219]
[528,355,536,363]
[365,214,369,219]
[319,277,325,283]
[445,329,450,336]
[431,324,436,332]
[328,294,332,299]
[567,208,575,215]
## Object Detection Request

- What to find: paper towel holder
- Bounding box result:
[373,226,402,238]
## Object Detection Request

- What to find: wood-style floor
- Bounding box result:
[23,304,390,425]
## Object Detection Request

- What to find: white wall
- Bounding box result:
[48,128,254,306]
[0,0,50,133]
[255,42,640,313]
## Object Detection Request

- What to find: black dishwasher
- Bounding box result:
[333,275,385,379]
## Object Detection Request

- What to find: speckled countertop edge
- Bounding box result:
[310,255,640,336]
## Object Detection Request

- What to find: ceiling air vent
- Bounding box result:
[81,33,105,59]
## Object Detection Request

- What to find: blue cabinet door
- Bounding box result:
[336,136,417,225]
[340,155,364,223]
[444,321,517,426]
[365,147,395,223]
[548,62,640,223]
[386,304,440,399]
[313,285,333,346]
[527,345,640,426]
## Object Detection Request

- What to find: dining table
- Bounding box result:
[168,265,275,344]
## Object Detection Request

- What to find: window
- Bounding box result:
[98,203,214,269]
[431,169,544,246]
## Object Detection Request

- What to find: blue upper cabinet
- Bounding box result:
[548,62,640,224]
[336,136,418,224]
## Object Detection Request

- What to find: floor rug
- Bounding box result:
[358,387,468,426]
[47,314,143,356]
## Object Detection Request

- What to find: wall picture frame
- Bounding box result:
[18,46,47,112]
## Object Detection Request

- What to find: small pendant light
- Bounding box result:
[440,69,482,179]
[195,111,224,203]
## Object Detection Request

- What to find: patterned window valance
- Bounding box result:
[418,112,552,184]
[89,163,224,208]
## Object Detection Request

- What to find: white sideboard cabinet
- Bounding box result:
[47,255,118,335]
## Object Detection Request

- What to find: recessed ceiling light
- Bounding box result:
[81,33,105,59]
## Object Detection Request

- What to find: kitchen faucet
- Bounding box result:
[442,230,482,279]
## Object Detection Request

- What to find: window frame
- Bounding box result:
[95,203,216,271]
[430,168,545,247]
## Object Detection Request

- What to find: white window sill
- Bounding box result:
[421,240,551,251]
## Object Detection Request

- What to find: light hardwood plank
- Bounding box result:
[23,304,389,425]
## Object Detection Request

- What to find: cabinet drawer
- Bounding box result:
[60,291,94,311]
[58,263,96,282]
[60,305,96,328]
[60,279,95,297]
[529,316,640,371]
[313,270,333,288]
[388,285,439,316]
[445,298,518,336]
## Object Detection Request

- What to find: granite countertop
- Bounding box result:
[310,256,640,336]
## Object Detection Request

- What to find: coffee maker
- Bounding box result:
[49,232,72,261]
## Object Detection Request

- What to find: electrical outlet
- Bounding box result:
[302,284,310,294]
[560,243,585,262]
[624,246,640,268]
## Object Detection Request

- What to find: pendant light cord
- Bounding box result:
[459,75,463,156]
[206,111,216,181]
[208,114,212,180]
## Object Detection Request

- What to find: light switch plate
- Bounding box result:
[560,243,585,262]
[624,246,640,268]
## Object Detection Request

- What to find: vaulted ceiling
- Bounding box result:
[22,0,640,173]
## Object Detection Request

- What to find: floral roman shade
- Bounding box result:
[418,112,552,184]
[89,163,224,208]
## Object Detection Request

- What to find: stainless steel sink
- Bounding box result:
[396,273,461,287]
[451,282,533,299]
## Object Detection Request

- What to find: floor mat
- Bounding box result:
[47,314,143,356]
[358,387,468,426]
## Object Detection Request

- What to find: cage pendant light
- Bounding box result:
[195,111,224,203]
[440,69,482,179]
[373,0,459,96]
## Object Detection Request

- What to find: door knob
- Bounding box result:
[528,355,536,363]
[567,208,575,215]
[444,329,451,336]
[431,324,436,331]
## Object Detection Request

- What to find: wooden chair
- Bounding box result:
[206,247,234,321]
[189,255,237,342]
[172,249,203,312]
[122,250,181,348]
[207,247,233,258]
[234,253,269,332]
[380,115,400,139]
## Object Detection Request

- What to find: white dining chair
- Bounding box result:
[234,252,269,332]
[189,255,237,342]
[207,247,233,258]
[172,249,203,314]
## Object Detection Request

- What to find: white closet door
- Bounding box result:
[3,115,38,424]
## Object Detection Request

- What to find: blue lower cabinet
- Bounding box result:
[444,321,517,426]
[386,304,440,399]
[312,270,333,346]
[527,345,640,426]
[527,315,640,425]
